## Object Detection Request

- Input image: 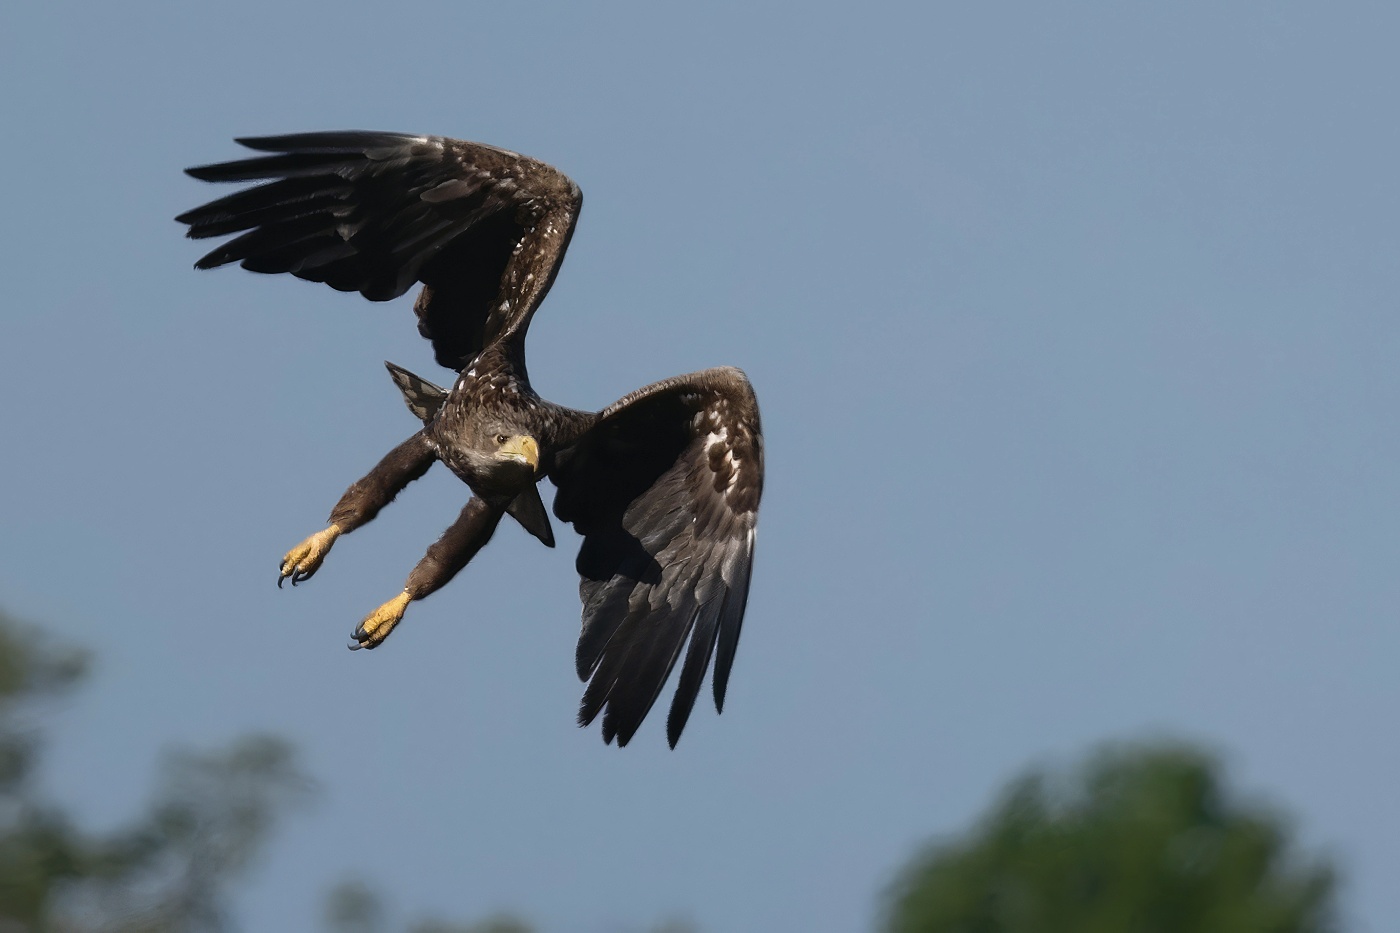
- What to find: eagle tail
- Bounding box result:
[385,362,447,424]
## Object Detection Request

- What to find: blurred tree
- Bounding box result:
[0,609,312,932]
[326,880,387,933]
[882,743,1339,933]
[324,880,534,933]
[0,611,93,929]
[323,878,696,933]
[0,607,691,932]
[408,919,533,933]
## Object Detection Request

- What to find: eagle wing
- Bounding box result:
[176,131,581,369]
[551,368,763,747]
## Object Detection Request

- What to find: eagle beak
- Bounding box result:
[499,435,540,471]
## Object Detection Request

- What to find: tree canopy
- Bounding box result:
[0,609,313,932]
[0,608,1346,933]
[882,744,1338,933]
[0,608,683,933]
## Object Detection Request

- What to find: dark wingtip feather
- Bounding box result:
[183,152,359,183]
[599,713,619,746]
[666,601,722,748]
[712,561,752,714]
[234,130,418,153]
[184,163,230,182]
[607,712,638,748]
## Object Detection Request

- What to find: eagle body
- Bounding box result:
[177,131,763,747]
[428,343,572,496]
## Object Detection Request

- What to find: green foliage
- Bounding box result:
[93,735,316,931]
[0,611,98,927]
[326,880,388,933]
[0,607,629,933]
[883,743,1338,933]
[324,879,535,933]
[0,609,312,932]
[322,877,695,933]
[408,918,534,933]
[0,610,87,796]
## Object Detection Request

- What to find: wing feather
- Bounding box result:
[552,368,763,747]
[177,131,582,369]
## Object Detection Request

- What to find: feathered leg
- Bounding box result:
[350,497,504,649]
[278,430,437,586]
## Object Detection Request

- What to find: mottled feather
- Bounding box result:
[177,131,581,369]
[384,361,448,424]
[552,368,763,747]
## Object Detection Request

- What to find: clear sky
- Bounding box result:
[1,2,1396,931]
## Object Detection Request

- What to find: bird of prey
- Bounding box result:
[176,132,763,747]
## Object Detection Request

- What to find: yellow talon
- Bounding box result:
[353,591,412,649]
[278,524,341,587]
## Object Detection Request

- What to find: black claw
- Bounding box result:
[347,639,362,651]
[277,574,285,589]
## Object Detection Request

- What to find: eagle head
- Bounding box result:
[455,427,541,498]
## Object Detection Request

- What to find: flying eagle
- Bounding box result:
[176,132,763,747]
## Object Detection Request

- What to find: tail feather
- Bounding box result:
[384,362,447,424]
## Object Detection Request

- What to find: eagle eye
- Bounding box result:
[495,433,508,445]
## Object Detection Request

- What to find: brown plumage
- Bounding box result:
[177,131,763,747]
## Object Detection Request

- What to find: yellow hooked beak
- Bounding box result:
[498,435,540,471]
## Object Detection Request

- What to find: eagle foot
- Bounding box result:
[278,524,342,587]
[349,591,411,650]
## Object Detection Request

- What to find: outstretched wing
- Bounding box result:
[176,131,582,369]
[551,368,763,747]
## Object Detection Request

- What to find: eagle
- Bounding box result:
[176,132,763,747]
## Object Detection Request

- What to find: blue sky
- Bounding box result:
[2,2,1396,930]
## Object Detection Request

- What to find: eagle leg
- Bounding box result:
[277,430,437,587]
[349,496,504,650]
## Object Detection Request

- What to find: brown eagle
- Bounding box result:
[176,132,763,747]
